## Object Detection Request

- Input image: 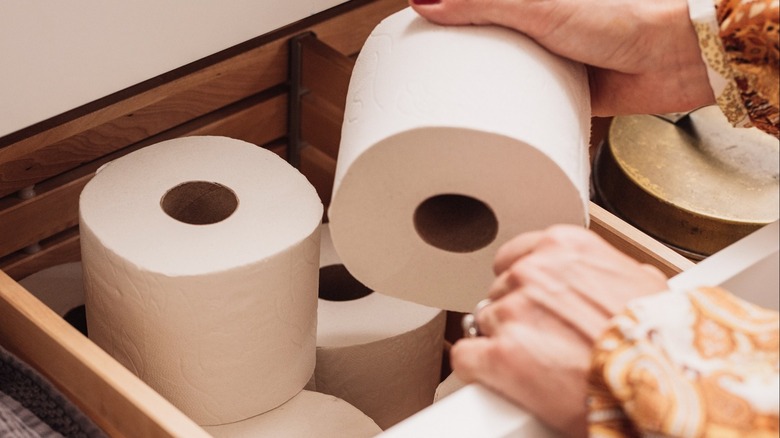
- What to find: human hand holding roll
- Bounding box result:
[329,7,592,313]
[409,0,716,117]
[451,225,668,437]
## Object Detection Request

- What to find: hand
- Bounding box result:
[450,225,668,437]
[409,0,716,116]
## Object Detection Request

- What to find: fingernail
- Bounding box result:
[413,0,440,4]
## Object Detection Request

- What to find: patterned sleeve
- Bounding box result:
[688,0,779,138]
[587,287,779,437]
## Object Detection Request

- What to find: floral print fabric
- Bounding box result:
[689,0,779,137]
[588,287,779,437]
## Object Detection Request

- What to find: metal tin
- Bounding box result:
[593,106,779,259]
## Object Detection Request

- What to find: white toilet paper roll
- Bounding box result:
[79,136,323,425]
[203,390,381,438]
[329,7,591,312]
[314,224,446,429]
[434,372,466,403]
[19,262,88,335]
[19,262,84,317]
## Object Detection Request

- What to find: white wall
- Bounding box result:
[0,0,349,137]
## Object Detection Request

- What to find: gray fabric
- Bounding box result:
[0,391,63,438]
[0,345,107,438]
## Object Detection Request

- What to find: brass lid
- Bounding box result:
[594,106,779,259]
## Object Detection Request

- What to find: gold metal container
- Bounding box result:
[593,106,779,259]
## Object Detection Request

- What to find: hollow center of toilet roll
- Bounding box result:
[161,181,238,225]
[319,264,373,301]
[414,194,498,253]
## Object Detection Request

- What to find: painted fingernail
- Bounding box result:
[413,0,440,4]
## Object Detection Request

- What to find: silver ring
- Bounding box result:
[461,298,493,338]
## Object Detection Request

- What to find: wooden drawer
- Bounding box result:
[0,270,211,437]
[0,0,408,280]
[0,0,694,435]
[0,210,693,437]
[0,1,410,435]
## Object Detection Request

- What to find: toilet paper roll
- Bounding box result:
[20,262,84,317]
[434,372,465,403]
[314,224,446,429]
[19,262,88,335]
[203,390,381,438]
[79,136,323,425]
[329,7,591,312]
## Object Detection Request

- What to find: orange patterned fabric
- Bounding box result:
[691,0,779,137]
[588,287,779,437]
[716,0,779,137]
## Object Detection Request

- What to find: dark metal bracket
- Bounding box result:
[287,32,316,169]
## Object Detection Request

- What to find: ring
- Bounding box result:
[461,298,493,338]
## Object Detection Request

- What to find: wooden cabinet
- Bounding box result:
[0,2,409,436]
[0,0,692,435]
[0,0,408,280]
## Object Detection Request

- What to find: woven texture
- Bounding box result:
[0,346,106,438]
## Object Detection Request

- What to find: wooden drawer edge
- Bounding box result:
[589,202,695,277]
[0,269,209,438]
[0,202,692,438]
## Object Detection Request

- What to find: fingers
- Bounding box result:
[487,229,551,300]
[486,269,518,300]
[450,324,542,397]
[408,0,523,28]
[521,284,610,341]
[474,290,541,337]
[493,230,545,275]
[479,280,607,341]
[640,263,668,283]
[408,0,479,26]
[493,224,593,276]
[448,336,495,384]
[450,322,592,437]
[492,225,668,315]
